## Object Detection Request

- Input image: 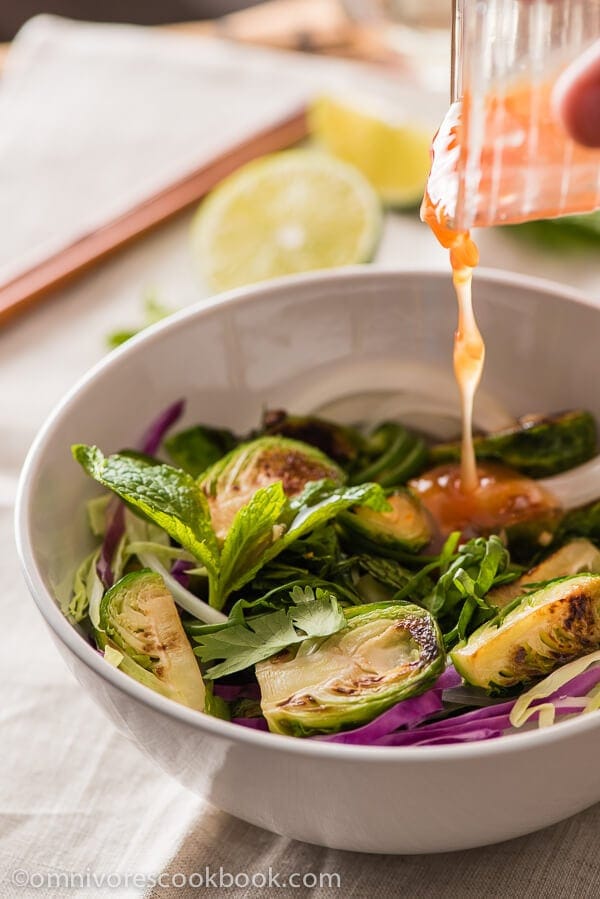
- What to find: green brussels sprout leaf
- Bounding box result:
[201,436,345,539]
[64,547,103,624]
[338,488,431,555]
[165,424,238,477]
[261,409,366,465]
[430,410,597,478]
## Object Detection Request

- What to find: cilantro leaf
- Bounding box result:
[72,447,220,589]
[194,589,346,679]
[290,592,346,635]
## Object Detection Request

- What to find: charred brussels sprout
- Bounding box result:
[430,410,597,478]
[165,425,237,477]
[261,409,365,466]
[489,538,600,608]
[339,489,431,555]
[200,436,344,539]
[256,602,445,735]
[98,569,206,710]
[451,573,600,690]
[350,422,427,487]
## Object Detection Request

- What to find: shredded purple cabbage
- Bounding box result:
[376,703,516,746]
[232,717,268,730]
[214,683,261,702]
[139,399,186,456]
[96,399,185,588]
[377,700,591,746]
[305,663,600,747]
[170,558,191,589]
[97,502,125,589]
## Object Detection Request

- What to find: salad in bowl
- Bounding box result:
[67,399,600,746]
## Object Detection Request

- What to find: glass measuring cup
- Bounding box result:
[427,0,600,231]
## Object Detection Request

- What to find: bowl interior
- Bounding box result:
[20,268,600,627]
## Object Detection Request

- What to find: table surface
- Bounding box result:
[2,11,600,899]
[0,0,392,70]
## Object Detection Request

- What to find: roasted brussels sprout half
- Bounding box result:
[261,409,365,466]
[451,573,600,690]
[429,410,597,478]
[349,422,427,487]
[98,569,206,710]
[339,489,431,555]
[256,602,445,736]
[201,436,344,539]
[489,538,600,608]
[165,425,237,477]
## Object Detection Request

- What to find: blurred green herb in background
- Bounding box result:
[504,211,600,250]
[107,290,176,349]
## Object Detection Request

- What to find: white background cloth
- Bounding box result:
[1,16,600,899]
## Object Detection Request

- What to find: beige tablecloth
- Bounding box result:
[2,16,600,899]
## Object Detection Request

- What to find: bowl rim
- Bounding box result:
[15,264,600,762]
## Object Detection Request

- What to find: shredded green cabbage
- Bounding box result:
[510,649,600,728]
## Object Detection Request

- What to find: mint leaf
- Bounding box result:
[215,482,288,608]
[72,446,220,587]
[75,448,389,614]
[213,479,389,608]
[284,480,390,541]
[194,589,346,679]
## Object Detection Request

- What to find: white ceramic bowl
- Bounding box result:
[16,268,600,854]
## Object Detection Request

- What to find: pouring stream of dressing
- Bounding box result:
[452,259,485,492]
[421,184,483,493]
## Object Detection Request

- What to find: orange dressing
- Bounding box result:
[410,462,560,547]
[463,81,600,226]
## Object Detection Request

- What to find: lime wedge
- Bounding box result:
[191,149,382,292]
[309,95,432,208]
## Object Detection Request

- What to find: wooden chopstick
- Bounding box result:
[0,108,308,328]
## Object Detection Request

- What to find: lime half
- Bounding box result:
[191,149,382,292]
[309,96,432,208]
